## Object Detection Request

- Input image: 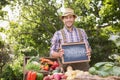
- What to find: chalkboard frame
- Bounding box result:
[61,42,90,64]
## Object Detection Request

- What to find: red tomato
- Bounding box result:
[44,65,49,71]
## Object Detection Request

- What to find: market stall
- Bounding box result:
[23,56,120,80]
[23,56,66,80]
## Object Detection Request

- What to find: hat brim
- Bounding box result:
[61,13,77,19]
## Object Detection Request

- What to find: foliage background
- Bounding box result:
[0,0,120,79]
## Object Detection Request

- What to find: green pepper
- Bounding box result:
[36,72,44,80]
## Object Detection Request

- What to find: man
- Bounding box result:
[50,8,91,71]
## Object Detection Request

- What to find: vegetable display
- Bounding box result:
[43,73,67,80]
[89,62,120,77]
[65,66,90,80]
[25,61,40,72]
[25,57,61,80]
[40,58,59,71]
[25,57,120,80]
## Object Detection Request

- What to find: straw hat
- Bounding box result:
[61,8,77,19]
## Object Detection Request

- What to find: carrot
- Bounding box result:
[47,61,54,65]
[40,58,54,65]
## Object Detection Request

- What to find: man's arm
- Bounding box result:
[50,31,64,58]
[81,29,92,55]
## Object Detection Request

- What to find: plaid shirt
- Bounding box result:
[50,26,90,55]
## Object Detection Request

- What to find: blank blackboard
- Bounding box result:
[61,42,90,64]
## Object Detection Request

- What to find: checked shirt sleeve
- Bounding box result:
[50,31,61,56]
[81,29,91,51]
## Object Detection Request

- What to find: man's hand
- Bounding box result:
[58,48,64,57]
[86,48,91,58]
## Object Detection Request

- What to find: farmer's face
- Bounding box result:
[62,15,75,28]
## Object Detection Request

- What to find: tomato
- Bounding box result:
[44,65,49,71]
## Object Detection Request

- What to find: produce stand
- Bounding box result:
[23,56,63,80]
[23,56,120,80]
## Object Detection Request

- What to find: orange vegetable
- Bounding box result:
[43,64,49,71]
[47,61,54,65]
[27,71,32,80]
[31,71,37,80]
[40,58,54,65]
[26,71,37,80]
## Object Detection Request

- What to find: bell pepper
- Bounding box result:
[26,71,32,80]
[26,71,37,80]
[31,71,37,80]
[36,72,44,80]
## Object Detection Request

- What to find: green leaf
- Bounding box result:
[94,62,108,69]
[25,61,40,72]
[89,67,97,75]
[110,66,120,76]
[96,71,110,77]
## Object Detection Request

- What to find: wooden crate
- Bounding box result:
[23,56,62,80]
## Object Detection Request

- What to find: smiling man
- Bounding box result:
[50,8,91,71]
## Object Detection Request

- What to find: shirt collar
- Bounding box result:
[63,26,76,32]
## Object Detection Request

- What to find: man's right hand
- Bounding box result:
[51,48,64,58]
[58,48,64,57]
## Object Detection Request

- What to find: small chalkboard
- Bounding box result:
[61,42,90,64]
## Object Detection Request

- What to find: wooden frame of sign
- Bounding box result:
[61,42,90,64]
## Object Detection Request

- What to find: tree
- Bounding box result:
[7,0,63,57]
[0,0,9,19]
[0,36,11,74]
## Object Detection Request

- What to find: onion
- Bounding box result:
[53,74,61,80]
